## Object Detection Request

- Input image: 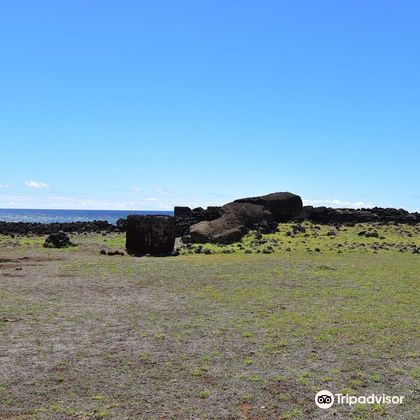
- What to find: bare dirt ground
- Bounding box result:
[0,226,419,419]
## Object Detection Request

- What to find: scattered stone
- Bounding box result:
[181,235,192,244]
[292,224,306,234]
[107,250,124,256]
[194,246,202,254]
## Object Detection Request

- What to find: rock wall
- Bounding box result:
[294,206,419,225]
[0,221,123,236]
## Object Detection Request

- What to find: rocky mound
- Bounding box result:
[43,231,73,248]
[175,192,303,238]
[190,202,277,244]
[175,206,221,236]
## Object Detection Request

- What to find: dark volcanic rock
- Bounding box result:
[107,250,124,256]
[294,206,419,225]
[222,202,277,233]
[116,218,128,230]
[364,231,379,238]
[176,192,302,238]
[175,206,222,236]
[126,215,175,255]
[190,202,276,244]
[0,220,123,236]
[174,206,192,217]
[234,192,303,222]
[43,231,73,248]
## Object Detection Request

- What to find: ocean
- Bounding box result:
[0,209,174,224]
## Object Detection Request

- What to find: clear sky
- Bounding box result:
[0,1,419,211]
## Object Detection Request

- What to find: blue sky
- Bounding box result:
[0,1,419,211]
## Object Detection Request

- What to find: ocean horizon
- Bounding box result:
[0,208,174,224]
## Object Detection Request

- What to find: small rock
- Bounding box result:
[107,250,124,256]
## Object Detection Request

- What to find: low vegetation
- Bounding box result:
[0,222,419,418]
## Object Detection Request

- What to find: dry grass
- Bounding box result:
[0,224,419,419]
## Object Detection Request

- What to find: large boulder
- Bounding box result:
[190,202,276,244]
[43,231,73,248]
[126,215,175,255]
[234,192,303,222]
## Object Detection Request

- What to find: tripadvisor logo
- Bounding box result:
[315,390,405,409]
[315,390,334,409]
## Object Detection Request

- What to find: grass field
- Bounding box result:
[0,223,419,419]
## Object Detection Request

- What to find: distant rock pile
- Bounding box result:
[294,206,419,225]
[0,220,122,236]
